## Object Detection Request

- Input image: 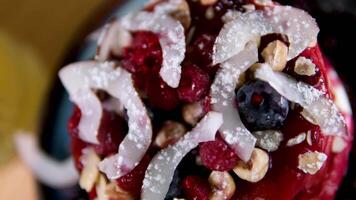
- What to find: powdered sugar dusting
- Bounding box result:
[213,5,319,64]
[141,112,223,200]
[121,11,185,88]
[210,42,258,162]
[59,61,152,179]
[255,64,347,136]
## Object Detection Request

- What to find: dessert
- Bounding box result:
[15,0,354,199]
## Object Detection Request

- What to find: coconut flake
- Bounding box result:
[255,64,347,136]
[210,42,258,162]
[59,61,152,179]
[121,11,185,88]
[14,132,78,188]
[141,112,223,200]
[96,20,132,62]
[213,5,319,64]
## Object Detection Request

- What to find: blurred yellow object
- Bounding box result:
[0,31,49,165]
[0,159,37,200]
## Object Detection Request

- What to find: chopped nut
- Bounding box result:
[182,102,204,125]
[306,131,313,146]
[205,6,215,20]
[96,175,134,200]
[209,171,236,200]
[233,148,269,183]
[236,72,247,89]
[261,40,288,71]
[253,0,274,6]
[253,130,283,152]
[242,4,256,12]
[171,0,191,29]
[200,0,217,6]
[332,136,347,153]
[154,121,186,148]
[300,109,318,125]
[79,148,101,192]
[298,151,327,175]
[173,198,186,200]
[286,133,306,147]
[294,56,316,76]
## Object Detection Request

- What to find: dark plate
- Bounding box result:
[39,0,356,199]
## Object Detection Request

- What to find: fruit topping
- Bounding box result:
[236,79,290,130]
[199,138,239,171]
[233,148,269,183]
[121,8,186,88]
[141,112,223,200]
[60,61,153,179]
[178,65,210,103]
[146,73,180,110]
[255,64,347,136]
[116,154,151,198]
[182,176,210,200]
[210,42,258,162]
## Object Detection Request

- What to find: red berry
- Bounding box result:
[122,31,162,74]
[68,106,81,138]
[94,111,128,156]
[188,34,218,75]
[116,154,151,198]
[182,176,210,200]
[146,73,180,110]
[199,138,239,171]
[178,65,210,103]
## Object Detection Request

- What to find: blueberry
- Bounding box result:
[236,80,289,131]
[165,170,183,200]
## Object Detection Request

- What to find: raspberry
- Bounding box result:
[122,31,162,74]
[116,154,151,198]
[68,106,128,164]
[199,138,239,171]
[146,73,180,110]
[182,176,210,200]
[187,34,219,75]
[94,111,128,156]
[178,65,210,103]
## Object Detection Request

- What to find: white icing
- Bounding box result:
[59,61,152,179]
[255,64,347,136]
[141,112,223,200]
[213,5,319,64]
[121,11,185,88]
[210,42,258,162]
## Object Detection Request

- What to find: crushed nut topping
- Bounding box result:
[286,133,306,147]
[205,6,215,20]
[200,0,217,6]
[254,0,274,7]
[154,121,186,148]
[182,102,205,125]
[79,148,101,192]
[209,171,236,200]
[233,148,269,183]
[306,131,313,146]
[96,175,133,200]
[332,136,347,153]
[170,0,191,29]
[300,109,318,125]
[294,56,316,76]
[242,4,256,12]
[298,151,327,175]
[261,40,288,72]
[253,130,283,152]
